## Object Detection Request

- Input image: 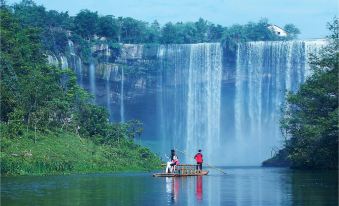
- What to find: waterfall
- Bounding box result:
[47,54,59,67]
[158,43,222,163]
[157,44,190,159]
[89,62,96,101]
[105,67,112,120]
[120,67,125,122]
[60,55,68,69]
[233,39,327,165]
[104,46,113,120]
[77,58,83,86]
[68,40,83,86]
[68,40,75,55]
[186,43,222,162]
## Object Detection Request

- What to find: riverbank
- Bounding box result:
[0,131,162,176]
[262,148,291,167]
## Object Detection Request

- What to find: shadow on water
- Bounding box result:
[1,168,338,206]
[290,170,338,206]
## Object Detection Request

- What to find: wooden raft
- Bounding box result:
[153,164,209,177]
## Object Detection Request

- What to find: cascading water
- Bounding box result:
[105,67,112,120]
[47,54,59,67]
[233,39,327,165]
[157,44,190,157]
[103,45,113,120]
[158,43,222,163]
[77,58,83,86]
[68,40,75,56]
[89,62,96,101]
[68,40,83,86]
[120,67,125,122]
[186,43,222,162]
[60,55,68,69]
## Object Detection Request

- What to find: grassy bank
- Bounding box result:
[0,131,162,176]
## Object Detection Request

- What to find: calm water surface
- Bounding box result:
[1,167,337,206]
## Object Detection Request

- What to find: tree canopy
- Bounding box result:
[6,1,299,47]
[0,6,143,144]
[280,19,338,169]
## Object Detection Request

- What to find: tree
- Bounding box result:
[144,20,161,43]
[0,7,104,137]
[119,17,147,43]
[195,18,208,42]
[97,15,119,41]
[12,0,47,28]
[208,24,224,42]
[181,22,198,43]
[161,22,177,44]
[73,9,99,39]
[284,24,300,40]
[244,19,277,41]
[280,19,338,169]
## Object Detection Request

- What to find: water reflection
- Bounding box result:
[1,168,337,206]
[196,176,203,201]
[165,177,180,203]
[166,176,205,205]
[291,170,338,206]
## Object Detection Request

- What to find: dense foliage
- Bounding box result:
[1,131,160,175]
[4,0,299,58]
[0,6,161,175]
[279,19,338,169]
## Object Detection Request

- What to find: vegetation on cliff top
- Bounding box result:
[0,6,161,175]
[2,0,300,63]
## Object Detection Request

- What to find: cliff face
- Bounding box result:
[48,42,162,122]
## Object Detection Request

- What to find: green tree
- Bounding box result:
[208,24,224,42]
[1,8,102,137]
[284,24,300,40]
[195,18,208,42]
[281,19,338,169]
[144,20,161,43]
[119,17,147,43]
[12,0,46,28]
[244,19,277,41]
[161,22,177,44]
[45,10,71,28]
[181,22,198,43]
[97,15,119,40]
[73,9,99,39]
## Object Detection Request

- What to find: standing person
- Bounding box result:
[194,149,203,171]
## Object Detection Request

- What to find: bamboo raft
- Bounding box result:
[153,164,209,177]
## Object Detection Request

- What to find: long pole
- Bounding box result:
[205,163,227,174]
[174,147,227,175]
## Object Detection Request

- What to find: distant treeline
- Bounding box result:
[3,0,299,56]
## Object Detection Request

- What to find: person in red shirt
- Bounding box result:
[194,149,203,171]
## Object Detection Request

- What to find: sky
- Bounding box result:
[7,0,339,39]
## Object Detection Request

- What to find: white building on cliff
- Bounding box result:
[268,24,288,37]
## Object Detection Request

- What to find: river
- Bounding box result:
[1,167,337,206]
